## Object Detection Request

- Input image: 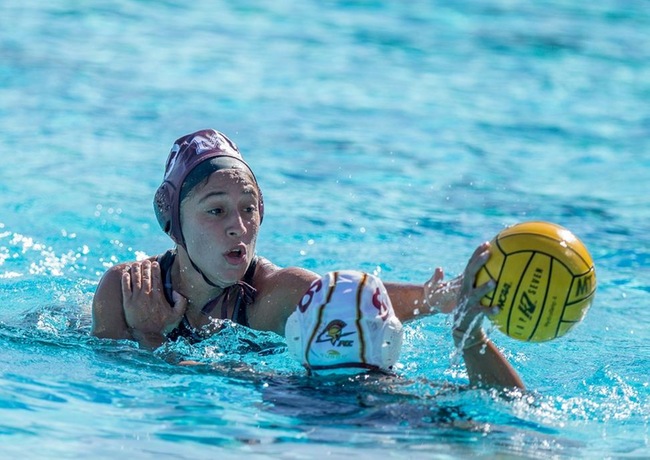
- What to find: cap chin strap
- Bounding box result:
[188,252,221,289]
[178,228,222,290]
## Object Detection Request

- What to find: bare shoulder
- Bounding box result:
[91,263,129,339]
[91,257,156,340]
[248,257,319,335]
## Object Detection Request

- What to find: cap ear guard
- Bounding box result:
[153,181,181,244]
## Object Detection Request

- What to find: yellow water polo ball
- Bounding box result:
[475,221,597,342]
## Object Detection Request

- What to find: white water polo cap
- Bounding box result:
[285,270,403,376]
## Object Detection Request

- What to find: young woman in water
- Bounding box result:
[91,129,524,389]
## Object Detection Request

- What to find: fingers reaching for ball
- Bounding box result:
[454,242,497,333]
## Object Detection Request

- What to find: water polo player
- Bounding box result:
[91,129,523,389]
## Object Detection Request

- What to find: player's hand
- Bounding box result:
[121,259,188,338]
[423,267,460,314]
[453,242,497,334]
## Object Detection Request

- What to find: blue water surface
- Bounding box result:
[1,1,649,458]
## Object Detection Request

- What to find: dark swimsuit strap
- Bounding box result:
[159,249,176,306]
[159,250,258,343]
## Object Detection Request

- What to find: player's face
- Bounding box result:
[180,168,261,286]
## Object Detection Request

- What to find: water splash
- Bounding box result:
[156,321,301,376]
[0,229,90,278]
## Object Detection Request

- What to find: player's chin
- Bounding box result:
[218,265,249,286]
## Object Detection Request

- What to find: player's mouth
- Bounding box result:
[224,245,247,265]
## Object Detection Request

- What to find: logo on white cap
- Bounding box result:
[316,320,355,346]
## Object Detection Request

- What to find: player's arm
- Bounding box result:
[385,268,462,323]
[453,328,525,389]
[454,242,525,390]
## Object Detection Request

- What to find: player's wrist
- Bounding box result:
[452,327,488,350]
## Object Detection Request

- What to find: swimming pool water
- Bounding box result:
[1,1,649,458]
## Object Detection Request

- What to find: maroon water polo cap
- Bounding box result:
[153,129,264,246]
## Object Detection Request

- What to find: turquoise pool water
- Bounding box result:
[1,1,648,458]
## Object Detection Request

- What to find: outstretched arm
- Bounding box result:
[452,242,525,390]
[385,268,462,323]
[384,242,524,389]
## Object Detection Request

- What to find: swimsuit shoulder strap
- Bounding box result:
[157,249,176,306]
[232,256,258,327]
[243,255,258,284]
